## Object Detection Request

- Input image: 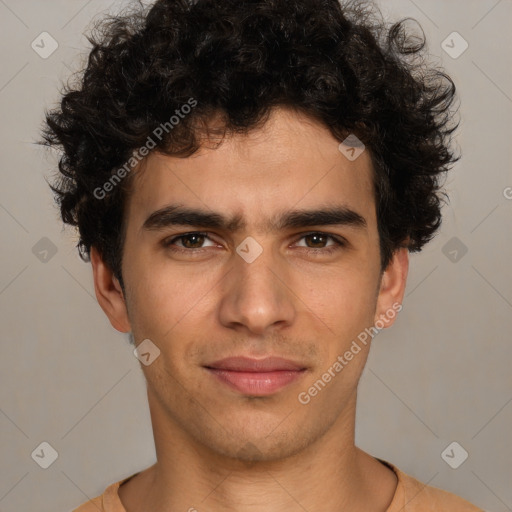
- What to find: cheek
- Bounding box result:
[295,263,379,339]
[124,253,221,343]
[123,236,380,349]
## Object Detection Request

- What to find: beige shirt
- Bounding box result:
[72,459,483,511]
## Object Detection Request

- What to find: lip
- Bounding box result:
[205,356,306,372]
[204,356,307,396]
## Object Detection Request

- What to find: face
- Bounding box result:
[91,106,408,462]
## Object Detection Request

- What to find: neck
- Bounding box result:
[119,390,397,512]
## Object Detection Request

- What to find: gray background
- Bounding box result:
[1,0,511,511]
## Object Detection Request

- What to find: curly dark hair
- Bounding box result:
[40,0,460,291]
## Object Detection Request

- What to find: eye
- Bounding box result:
[294,232,346,253]
[161,231,347,255]
[162,232,217,251]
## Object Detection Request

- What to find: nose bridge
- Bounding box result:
[218,239,296,333]
[236,245,280,295]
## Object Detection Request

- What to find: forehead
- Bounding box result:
[125,108,376,232]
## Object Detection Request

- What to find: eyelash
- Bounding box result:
[162,231,346,255]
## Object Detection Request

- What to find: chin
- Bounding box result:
[197,425,319,465]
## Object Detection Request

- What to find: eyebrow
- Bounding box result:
[141,203,367,234]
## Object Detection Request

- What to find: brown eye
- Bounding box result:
[178,233,207,248]
[162,232,215,250]
[304,233,329,248]
[295,232,345,252]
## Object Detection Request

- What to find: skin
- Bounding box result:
[91,106,409,512]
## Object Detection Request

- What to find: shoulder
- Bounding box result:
[71,473,138,512]
[72,495,104,512]
[385,461,484,511]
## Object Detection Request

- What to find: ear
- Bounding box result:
[373,247,409,328]
[90,246,131,333]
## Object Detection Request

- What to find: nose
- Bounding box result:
[217,243,297,336]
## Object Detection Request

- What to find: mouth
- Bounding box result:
[203,356,308,396]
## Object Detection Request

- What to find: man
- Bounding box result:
[41,0,483,510]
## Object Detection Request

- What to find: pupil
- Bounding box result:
[184,234,203,248]
[308,234,325,247]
